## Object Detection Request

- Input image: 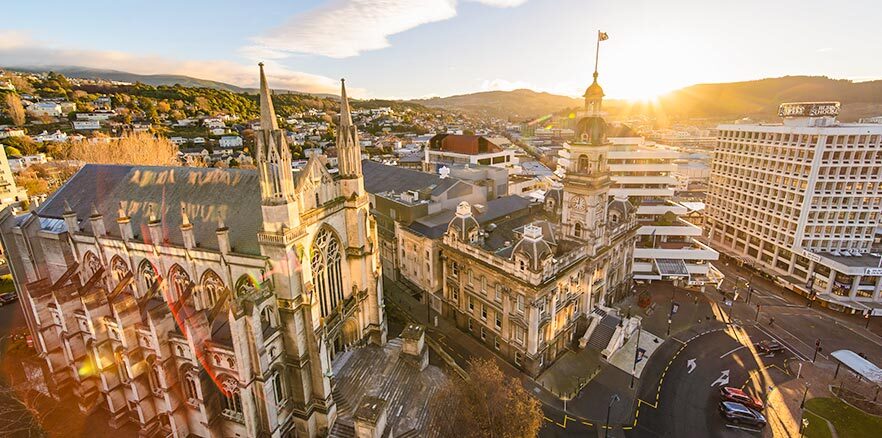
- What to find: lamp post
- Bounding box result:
[667,286,675,336]
[605,394,620,438]
[798,382,811,437]
[630,322,642,389]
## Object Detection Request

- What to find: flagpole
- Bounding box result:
[594,30,601,76]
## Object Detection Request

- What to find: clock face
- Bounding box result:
[571,196,587,211]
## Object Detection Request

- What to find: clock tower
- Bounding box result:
[559,64,612,249]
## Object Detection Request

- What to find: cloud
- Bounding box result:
[479,78,535,92]
[0,30,347,95]
[249,0,527,59]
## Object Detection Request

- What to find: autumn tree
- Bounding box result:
[429,358,543,438]
[68,132,179,166]
[4,93,26,126]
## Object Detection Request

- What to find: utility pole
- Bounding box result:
[605,394,620,438]
[755,304,761,321]
[667,286,675,336]
[813,339,821,363]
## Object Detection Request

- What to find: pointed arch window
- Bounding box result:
[169,265,191,302]
[139,260,158,298]
[200,270,225,309]
[83,251,101,279]
[221,378,243,420]
[311,228,344,317]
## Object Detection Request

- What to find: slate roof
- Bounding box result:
[361,159,441,194]
[37,164,265,255]
[406,195,533,240]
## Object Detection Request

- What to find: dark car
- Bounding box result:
[0,292,16,306]
[756,340,785,355]
[720,386,764,411]
[719,401,767,428]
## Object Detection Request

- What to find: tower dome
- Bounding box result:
[512,223,553,271]
[447,201,479,243]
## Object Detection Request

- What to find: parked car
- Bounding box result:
[720,386,764,411]
[0,292,17,306]
[719,401,767,428]
[755,340,785,355]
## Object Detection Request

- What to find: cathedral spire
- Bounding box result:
[258,62,278,131]
[340,78,353,127]
[336,78,362,182]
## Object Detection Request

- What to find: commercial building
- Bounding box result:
[706,102,882,310]
[423,134,517,172]
[607,137,720,285]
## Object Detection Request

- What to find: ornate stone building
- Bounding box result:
[0,65,385,437]
[436,71,639,377]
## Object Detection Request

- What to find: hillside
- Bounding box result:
[411,76,882,122]
[411,89,581,120]
[6,66,249,93]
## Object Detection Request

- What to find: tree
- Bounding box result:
[4,146,21,157]
[68,132,179,166]
[429,358,543,438]
[4,93,26,126]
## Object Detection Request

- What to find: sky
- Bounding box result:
[2,0,881,100]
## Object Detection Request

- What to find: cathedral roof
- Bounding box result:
[38,164,266,255]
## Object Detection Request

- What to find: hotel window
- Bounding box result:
[494,337,500,350]
[467,319,473,332]
[451,262,459,278]
[481,327,487,341]
[495,284,503,302]
[469,297,475,312]
[495,313,502,330]
[481,304,487,321]
[481,276,487,294]
[515,351,522,365]
[468,270,473,285]
[516,295,525,314]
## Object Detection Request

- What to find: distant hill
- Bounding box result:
[411,89,582,120]
[411,76,882,122]
[6,66,251,93]
[639,76,882,121]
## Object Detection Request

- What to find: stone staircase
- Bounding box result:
[586,314,620,351]
[327,420,356,438]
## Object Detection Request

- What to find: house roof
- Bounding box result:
[361,159,441,194]
[428,134,503,155]
[37,164,266,255]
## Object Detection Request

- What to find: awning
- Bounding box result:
[831,350,882,387]
[656,259,689,277]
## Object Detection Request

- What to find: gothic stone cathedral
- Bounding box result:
[0,65,385,438]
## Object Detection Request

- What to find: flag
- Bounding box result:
[598,31,609,41]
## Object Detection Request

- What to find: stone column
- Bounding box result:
[825,269,836,294]
[874,276,882,301]
[850,275,861,299]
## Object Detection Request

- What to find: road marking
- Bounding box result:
[711,369,730,387]
[687,358,697,374]
[753,324,810,361]
[725,423,762,433]
[720,345,746,359]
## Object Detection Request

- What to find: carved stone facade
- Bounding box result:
[0,66,385,438]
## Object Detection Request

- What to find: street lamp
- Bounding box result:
[605,393,620,438]
[798,382,811,437]
[630,322,643,389]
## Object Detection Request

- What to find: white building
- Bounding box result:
[219,136,243,148]
[28,102,62,117]
[33,130,68,143]
[72,120,101,130]
[76,110,115,121]
[604,136,720,285]
[706,102,882,310]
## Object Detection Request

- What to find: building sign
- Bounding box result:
[864,267,882,276]
[778,102,840,118]
[802,250,822,263]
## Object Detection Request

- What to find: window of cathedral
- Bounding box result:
[83,251,101,279]
[311,228,344,318]
[270,372,286,410]
[148,365,163,396]
[116,353,130,383]
[260,305,277,328]
[574,222,583,238]
[200,270,225,309]
[169,265,191,302]
[235,275,259,298]
[138,260,158,298]
[183,369,200,406]
[221,378,244,421]
[110,255,130,287]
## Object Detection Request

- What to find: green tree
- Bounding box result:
[4,146,21,157]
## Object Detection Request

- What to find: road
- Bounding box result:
[629,322,794,437]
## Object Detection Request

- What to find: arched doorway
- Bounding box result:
[341,318,360,349]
